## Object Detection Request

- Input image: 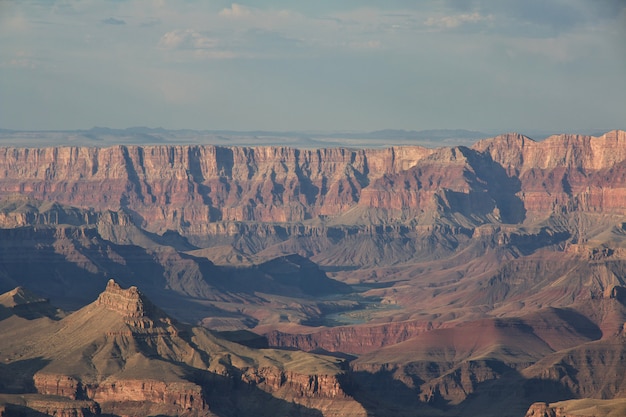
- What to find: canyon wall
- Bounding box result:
[475,130,626,215]
[33,374,206,415]
[0,145,431,231]
[266,320,435,355]
[0,131,623,241]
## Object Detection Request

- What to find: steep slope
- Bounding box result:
[0,145,432,230]
[349,308,602,397]
[0,131,621,271]
[3,131,626,416]
[0,199,356,329]
[357,145,524,225]
[0,281,365,417]
[473,130,626,219]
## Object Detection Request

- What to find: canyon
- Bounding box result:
[1,130,626,416]
[0,280,363,417]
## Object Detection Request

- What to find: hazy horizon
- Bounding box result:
[1,1,625,134]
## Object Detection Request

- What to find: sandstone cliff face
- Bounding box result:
[91,380,205,414]
[0,145,431,231]
[10,281,365,417]
[0,397,100,417]
[0,132,624,264]
[266,320,435,355]
[32,374,205,410]
[474,130,626,216]
[474,131,626,174]
[33,374,208,416]
[241,367,346,399]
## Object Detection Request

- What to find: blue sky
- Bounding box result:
[1,0,625,133]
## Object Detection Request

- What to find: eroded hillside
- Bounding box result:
[2,130,626,416]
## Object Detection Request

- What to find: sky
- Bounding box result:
[1,0,625,134]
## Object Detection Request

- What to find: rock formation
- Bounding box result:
[0,282,365,417]
[2,130,626,416]
[0,396,100,417]
[0,131,616,228]
[266,320,435,355]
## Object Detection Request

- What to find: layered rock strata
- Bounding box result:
[266,320,435,354]
[2,281,362,417]
[0,131,622,246]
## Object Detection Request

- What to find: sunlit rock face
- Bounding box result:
[1,131,626,417]
[0,131,623,239]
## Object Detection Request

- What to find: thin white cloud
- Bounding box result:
[219,3,253,19]
[424,12,493,29]
[102,17,126,25]
[0,52,40,70]
[158,29,240,60]
[159,30,219,50]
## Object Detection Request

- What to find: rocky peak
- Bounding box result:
[472,132,535,176]
[0,286,47,308]
[96,279,155,319]
[524,402,558,417]
[0,286,62,319]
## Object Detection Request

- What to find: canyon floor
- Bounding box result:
[1,130,626,416]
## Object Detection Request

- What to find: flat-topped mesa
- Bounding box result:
[97,279,160,324]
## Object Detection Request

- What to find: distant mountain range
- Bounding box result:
[0,127,493,148]
[1,127,618,149]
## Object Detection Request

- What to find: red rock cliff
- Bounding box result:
[0,144,431,232]
[474,130,626,215]
[0,131,624,238]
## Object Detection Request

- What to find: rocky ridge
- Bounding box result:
[3,130,626,416]
[0,282,364,417]
[0,131,618,219]
[0,131,622,268]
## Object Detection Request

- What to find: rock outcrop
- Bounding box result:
[525,402,562,417]
[0,282,364,417]
[474,130,626,216]
[0,131,620,262]
[0,396,100,417]
[266,320,435,355]
[96,279,163,322]
[4,131,626,416]
[524,401,601,417]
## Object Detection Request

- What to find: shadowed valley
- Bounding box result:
[1,130,626,416]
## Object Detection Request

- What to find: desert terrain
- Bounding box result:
[1,130,626,416]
